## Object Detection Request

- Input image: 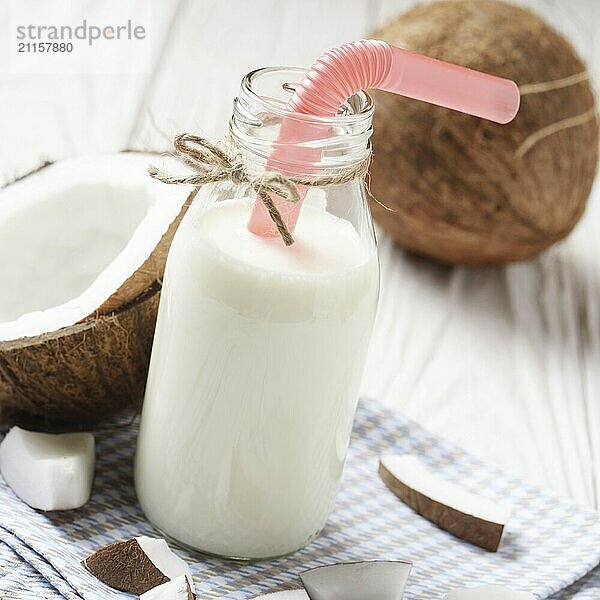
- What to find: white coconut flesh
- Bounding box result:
[136,536,194,587]
[0,153,187,342]
[0,427,94,511]
[140,575,195,600]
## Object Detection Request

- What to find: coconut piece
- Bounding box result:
[0,426,94,510]
[83,536,192,595]
[379,454,511,552]
[140,575,196,600]
[0,153,194,426]
[300,561,411,600]
[253,592,308,599]
[445,585,535,599]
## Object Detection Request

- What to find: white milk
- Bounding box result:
[135,197,379,559]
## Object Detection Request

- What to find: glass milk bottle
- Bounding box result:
[135,67,379,560]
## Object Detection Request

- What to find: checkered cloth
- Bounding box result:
[1,399,599,599]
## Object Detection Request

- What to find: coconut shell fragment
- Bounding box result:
[379,455,510,552]
[83,536,193,595]
[83,538,168,595]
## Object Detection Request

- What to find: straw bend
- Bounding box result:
[288,39,394,116]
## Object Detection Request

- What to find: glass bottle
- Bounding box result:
[135,66,379,560]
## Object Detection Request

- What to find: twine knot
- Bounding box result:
[148,132,371,246]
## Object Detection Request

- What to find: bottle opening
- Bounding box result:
[230,66,374,172]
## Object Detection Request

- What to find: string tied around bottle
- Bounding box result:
[148,133,371,246]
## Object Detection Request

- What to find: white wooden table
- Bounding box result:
[1,0,599,511]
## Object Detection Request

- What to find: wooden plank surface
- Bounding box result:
[1,0,599,511]
[0,0,180,178]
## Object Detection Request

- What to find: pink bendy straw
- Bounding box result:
[248,39,520,239]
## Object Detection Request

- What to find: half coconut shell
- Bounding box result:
[0,153,194,427]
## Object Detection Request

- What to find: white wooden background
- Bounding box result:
[1,0,599,510]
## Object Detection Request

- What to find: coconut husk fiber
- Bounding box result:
[0,284,160,428]
[370,0,599,265]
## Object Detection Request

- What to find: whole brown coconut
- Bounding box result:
[370,0,599,265]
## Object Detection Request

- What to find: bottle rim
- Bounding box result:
[230,66,374,169]
[241,66,374,125]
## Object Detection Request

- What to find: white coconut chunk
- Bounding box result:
[0,427,94,510]
[140,575,196,599]
[379,454,511,551]
[136,536,193,587]
[252,592,309,599]
[445,585,535,599]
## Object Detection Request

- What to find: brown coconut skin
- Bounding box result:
[0,284,160,427]
[0,159,194,428]
[370,0,599,265]
[83,538,169,595]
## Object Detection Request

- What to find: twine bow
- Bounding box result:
[148,133,371,246]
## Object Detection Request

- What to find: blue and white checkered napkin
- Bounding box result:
[1,399,599,599]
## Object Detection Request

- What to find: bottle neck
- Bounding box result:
[229,66,374,177]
